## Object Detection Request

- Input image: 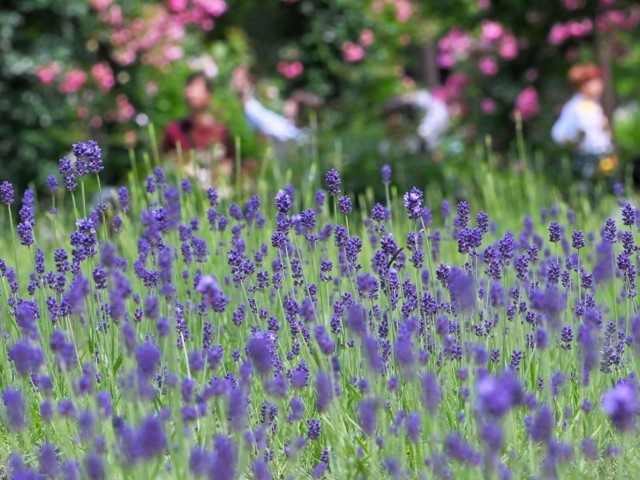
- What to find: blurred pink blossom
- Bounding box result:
[91,62,115,92]
[168,0,188,12]
[35,62,60,85]
[163,45,185,63]
[100,4,122,27]
[437,53,455,69]
[113,50,136,66]
[514,86,539,121]
[548,24,569,45]
[481,21,504,42]
[342,42,366,63]
[277,61,304,79]
[359,29,375,47]
[90,0,113,11]
[395,0,412,22]
[438,28,472,67]
[562,0,584,10]
[499,35,518,60]
[195,0,227,17]
[481,98,496,114]
[116,94,135,123]
[91,116,103,128]
[567,19,592,37]
[478,57,498,76]
[478,0,490,9]
[59,70,88,94]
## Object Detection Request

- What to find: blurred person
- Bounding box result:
[160,72,235,190]
[380,85,450,160]
[551,63,617,183]
[231,65,310,146]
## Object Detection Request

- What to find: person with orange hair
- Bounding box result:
[551,62,617,181]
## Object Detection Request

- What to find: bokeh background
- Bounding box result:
[2,0,640,197]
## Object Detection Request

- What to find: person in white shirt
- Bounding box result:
[551,63,617,180]
[380,87,450,160]
[231,66,308,144]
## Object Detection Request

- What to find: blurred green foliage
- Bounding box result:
[2,0,640,200]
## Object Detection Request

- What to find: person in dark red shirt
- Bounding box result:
[161,72,235,189]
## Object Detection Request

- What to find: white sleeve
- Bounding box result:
[551,102,579,145]
[417,97,449,151]
[244,97,306,143]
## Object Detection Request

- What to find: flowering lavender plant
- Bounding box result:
[0,141,638,479]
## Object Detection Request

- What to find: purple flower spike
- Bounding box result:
[2,388,26,430]
[0,181,14,205]
[246,333,272,375]
[403,187,424,220]
[325,169,342,196]
[601,383,638,433]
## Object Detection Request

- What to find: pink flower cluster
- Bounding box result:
[548,19,593,46]
[479,21,518,60]
[35,62,61,86]
[277,61,304,79]
[550,6,639,44]
[99,1,227,69]
[340,29,375,64]
[91,63,116,93]
[437,28,473,68]
[514,86,539,121]
[342,42,366,63]
[59,70,88,94]
[596,7,640,33]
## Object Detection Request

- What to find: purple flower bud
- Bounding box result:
[358,398,379,436]
[2,388,26,430]
[381,164,392,185]
[315,371,333,413]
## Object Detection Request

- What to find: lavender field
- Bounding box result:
[0,140,638,479]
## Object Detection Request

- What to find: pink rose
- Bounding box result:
[168,0,188,12]
[359,29,375,47]
[35,62,60,85]
[342,42,365,63]
[514,86,539,121]
[478,57,498,76]
[481,21,504,42]
[59,70,88,94]
[548,24,568,45]
[395,0,412,23]
[196,0,227,17]
[277,61,304,79]
[499,35,518,60]
[91,62,115,92]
